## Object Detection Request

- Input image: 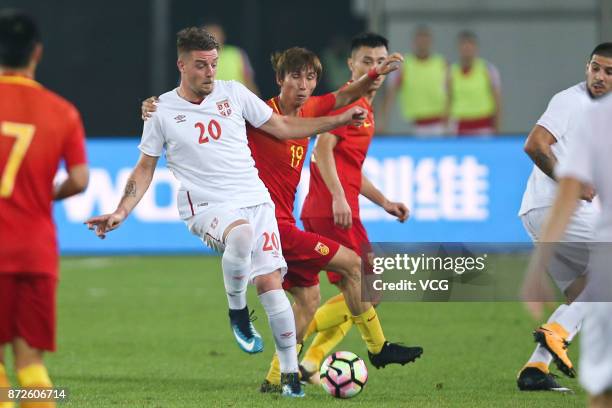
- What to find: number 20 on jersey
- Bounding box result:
[195,120,222,144]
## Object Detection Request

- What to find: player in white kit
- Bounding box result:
[85,27,365,398]
[523,91,612,407]
[517,43,612,391]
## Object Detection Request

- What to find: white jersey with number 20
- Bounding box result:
[139,80,273,219]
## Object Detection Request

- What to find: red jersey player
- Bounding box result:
[299,33,411,375]
[245,47,421,391]
[0,10,88,408]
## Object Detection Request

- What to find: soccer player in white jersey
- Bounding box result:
[517,42,612,392]
[523,92,612,407]
[85,27,365,398]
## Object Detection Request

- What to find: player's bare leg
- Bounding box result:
[253,271,303,397]
[288,286,321,341]
[565,276,586,303]
[12,338,54,408]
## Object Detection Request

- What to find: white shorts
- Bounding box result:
[521,206,595,292]
[580,302,612,395]
[185,201,287,282]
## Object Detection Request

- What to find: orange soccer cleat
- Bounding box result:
[533,322,575,377]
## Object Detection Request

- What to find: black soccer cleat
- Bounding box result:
[259,379,282,394]
[299,364,319,385]
[368,341,423,369]
[228,306,263,354]
[281,372,305,397]
[517,366,572,392]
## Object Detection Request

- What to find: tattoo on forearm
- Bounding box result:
[124,179,137,197]
[532,151,557,180]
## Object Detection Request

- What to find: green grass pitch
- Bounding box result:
[6,255,585,407]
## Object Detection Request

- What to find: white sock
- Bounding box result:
[555,302,585,341]
[222,224,253,310]
[527,304,568,366]
[259,289,298,373]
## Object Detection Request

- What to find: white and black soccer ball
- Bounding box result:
[319,351,368,398]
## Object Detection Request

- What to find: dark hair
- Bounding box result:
[176,26,219,55]
[350,32,388,55]
[0,9,40,68]
[271,47,322,82]
[457,30,478,43]
[590,42,612,60]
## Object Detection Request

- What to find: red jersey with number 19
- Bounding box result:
[0,74,87,277]
[300,96,375,219]
[247,93,336,224]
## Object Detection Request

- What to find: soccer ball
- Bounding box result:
[319,351,368,398]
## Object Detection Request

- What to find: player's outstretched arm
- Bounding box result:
[85,153,158,239]
[333,52,404,110]
[312,133,352,229]
[54,164,89,200]
[360,174,409,223]
[521,177,582,319]
[259,106,366,140]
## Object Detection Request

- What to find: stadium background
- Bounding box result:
[2,1,611,406]
[7,0,609,253]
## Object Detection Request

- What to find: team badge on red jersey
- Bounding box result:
[216,99,232,117]
[315,242,330,256]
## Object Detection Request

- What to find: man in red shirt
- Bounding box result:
[246,47,422,390]
[300,32,411,375]
[141,45,421,392]
[0,10,88,408]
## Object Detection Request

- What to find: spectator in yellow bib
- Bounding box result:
[382,26,449,136]
[450,30,501,136]
[204,22,260,96]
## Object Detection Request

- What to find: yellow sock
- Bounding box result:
[353,307,385,354]
[16,364,54,408]
[0,362,9,386]
[265,343,304,385]
[312,294,351,332]
[302,319,353,371]
[0,363,15,408]
[265,353,281,385]
[17,364,52,388]
[303,319,317,342]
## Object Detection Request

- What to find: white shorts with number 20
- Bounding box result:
[185,201,287,282]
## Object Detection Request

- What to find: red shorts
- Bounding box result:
[0,274,57,351]
[279,223,340,290]
[302,217,372,284]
